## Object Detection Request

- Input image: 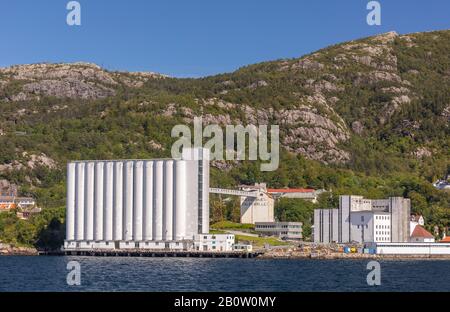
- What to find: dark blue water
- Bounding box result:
[0,256,449,291]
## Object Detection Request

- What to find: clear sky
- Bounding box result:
[0,0,449,77]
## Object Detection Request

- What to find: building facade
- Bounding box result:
[193,234,235,252]
[239,183,274,224]
[64,148,210,250]
[314,195,411,244]
[255,221,303,240]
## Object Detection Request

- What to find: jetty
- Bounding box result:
[39,249,264,258]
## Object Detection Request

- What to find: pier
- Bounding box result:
[40,249,264,258]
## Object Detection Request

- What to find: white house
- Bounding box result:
[410,224,435,243]
[193,234,235,252]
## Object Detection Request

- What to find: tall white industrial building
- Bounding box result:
[314,195,411,244]
[64,148,210,250]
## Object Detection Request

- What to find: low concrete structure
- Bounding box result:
[375,242,450,255]
[193,234,235,252]
[255,221,303,240]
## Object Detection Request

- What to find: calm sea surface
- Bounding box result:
[0,256,449,292]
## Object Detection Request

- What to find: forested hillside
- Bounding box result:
[0,30,449,246]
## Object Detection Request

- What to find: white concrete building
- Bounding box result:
[375,243,450,255]
[255,221,303,240]
[314,195,411,244]
[239,183,274,224]
[64,148,210,251]
[193,234,235,252]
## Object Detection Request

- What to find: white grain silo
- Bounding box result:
[63,148,210,251]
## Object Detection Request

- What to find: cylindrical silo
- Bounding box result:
[113,161,123,241]
[153,161,164,241]
[143,161,153,241]
[174,161,186,240]
[66,163,76,241]
[163,161,174,241]
[75,162,85,241]
[201,158,210,234]
[85,162,95,241]
[94,162,104,241]
[133,161,143,241]
[103,162,114,241]
[123,161,134,241]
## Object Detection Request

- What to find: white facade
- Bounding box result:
[314,195,411,244]
[193,234,235,252]
[376,243,450,255]
[64,148,209,251]
[374,213,391,242]
[240,184,274,224]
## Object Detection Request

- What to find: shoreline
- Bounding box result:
[1,248,450,260]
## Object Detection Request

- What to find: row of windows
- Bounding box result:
[375,215,390,220]
[78,241,180,247]
[202,235,233,240]
[376,237,390,242]
[256,225,301,229]
[376,231,390,235]
[376,225,390,229]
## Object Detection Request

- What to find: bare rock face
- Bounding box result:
[278,106,350,164]
[412,147,433,159]
[25,153,57,170]
[0,153,57,174]
[352,121,364,135]
[22,78,115,100]
[278,55,325,72]
[0,62,164,101]
[198,98,351,164]
[442,105,450,122]
[148,140,165,151]
[247,80,269,90]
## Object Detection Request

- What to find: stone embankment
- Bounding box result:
[0,244,39,256]
[257,245,450,260]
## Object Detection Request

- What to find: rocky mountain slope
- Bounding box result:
[0,62,164,101]
[0,30,448,208]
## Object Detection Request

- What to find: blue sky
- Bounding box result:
[0,0,449,77]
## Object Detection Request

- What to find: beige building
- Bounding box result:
[240,183,274,224]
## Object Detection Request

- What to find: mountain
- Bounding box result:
[0,30,449,245]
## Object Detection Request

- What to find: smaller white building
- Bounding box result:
[373,213,391,242]
[193,234,235,252]
[376,243,450,255]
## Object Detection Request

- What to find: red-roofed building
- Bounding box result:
[410,225,435,243]
[440,236,450,243]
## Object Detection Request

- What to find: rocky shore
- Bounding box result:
[0,244,39,256]
[257,246,450,260]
